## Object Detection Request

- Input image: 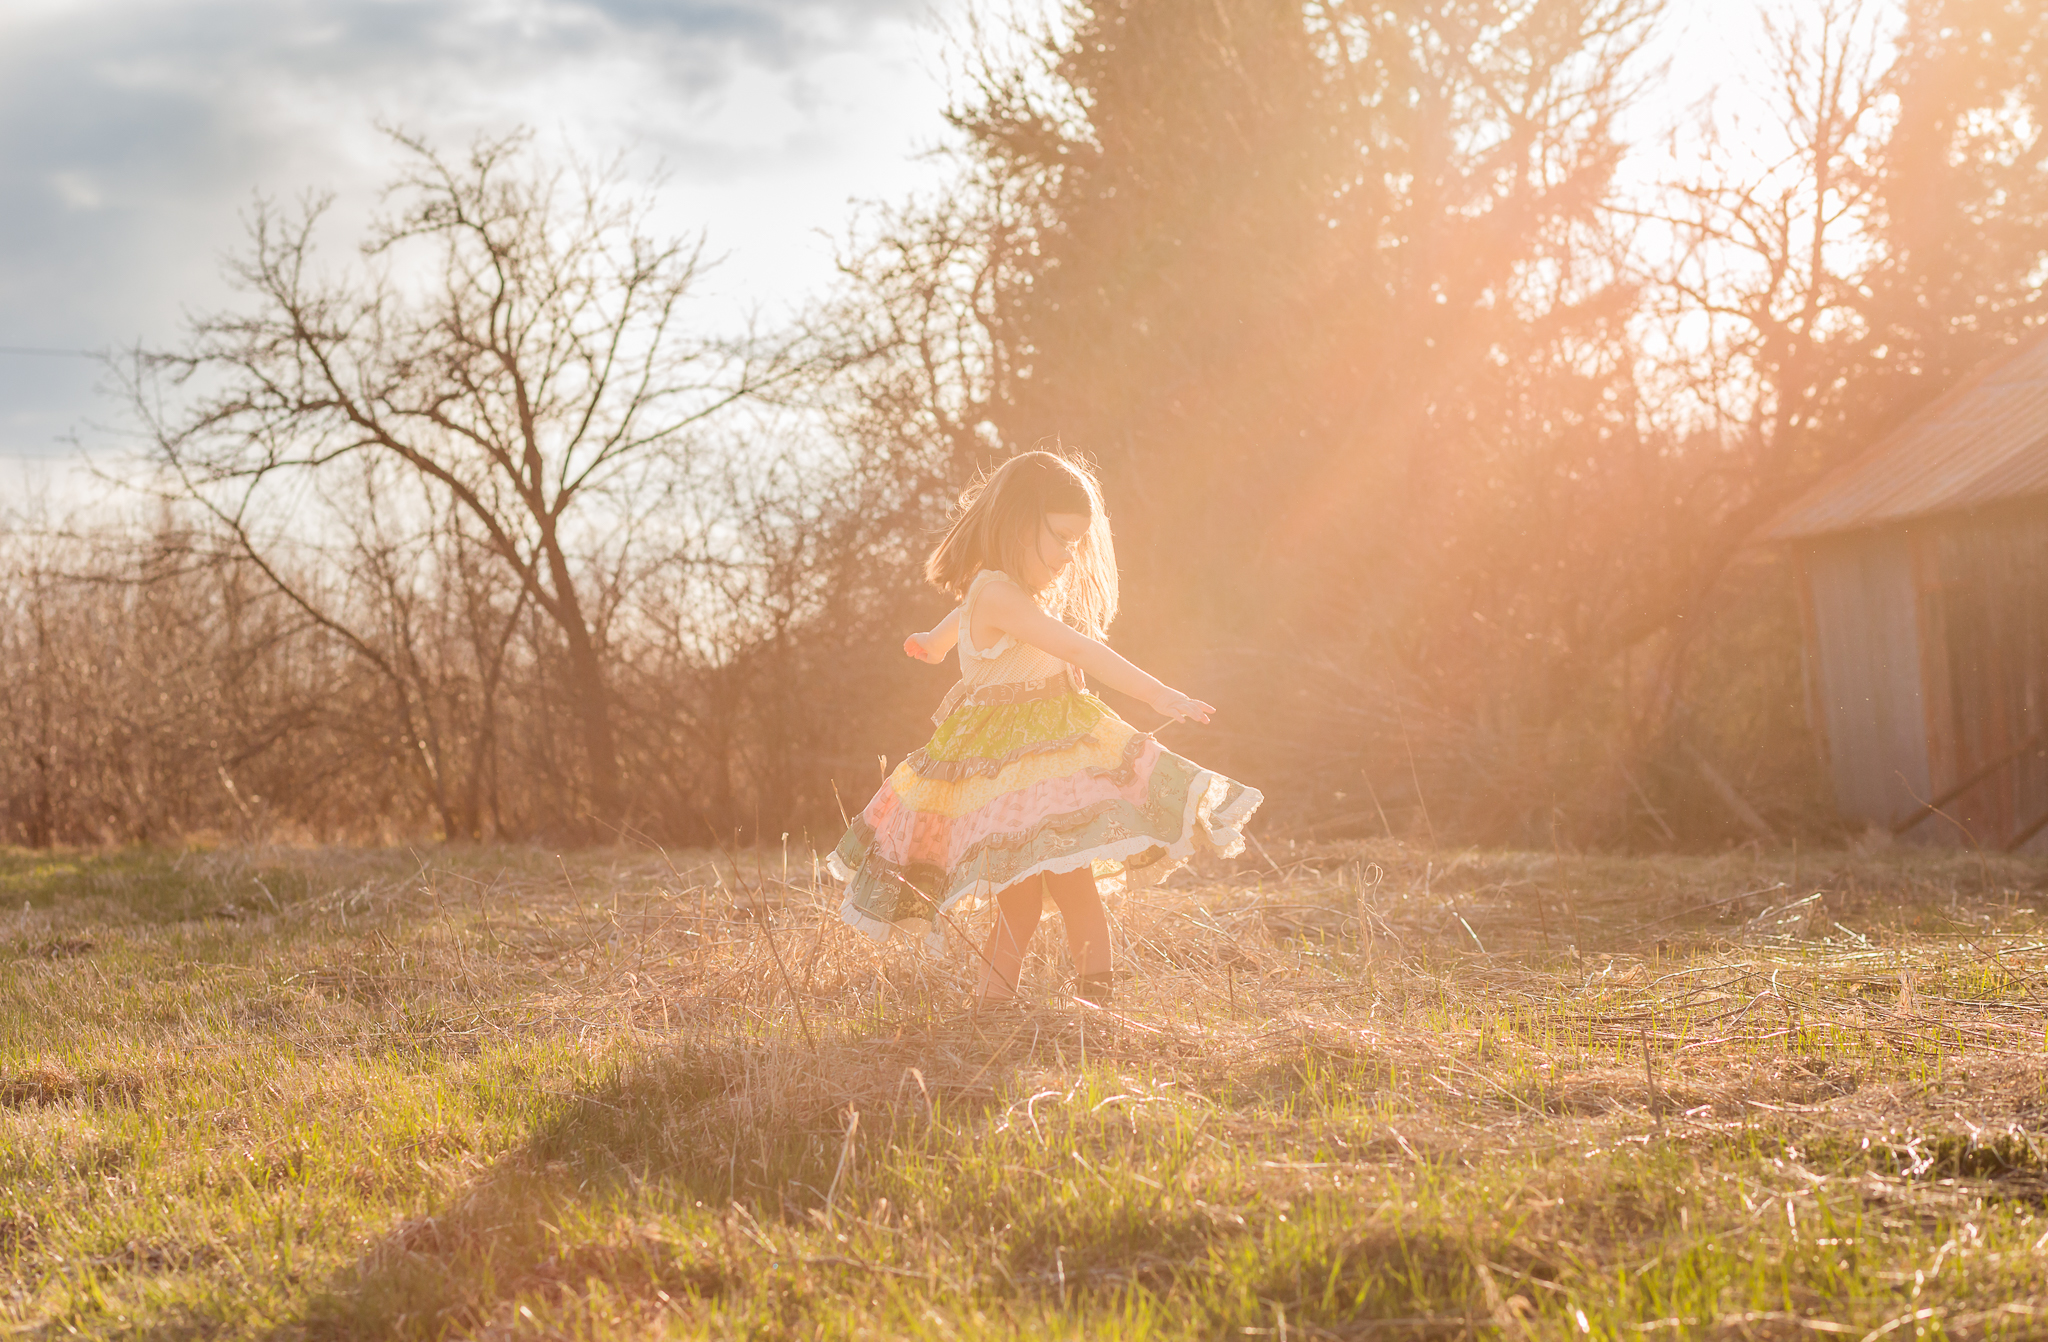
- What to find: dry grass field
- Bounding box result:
[2,838,2047,1339]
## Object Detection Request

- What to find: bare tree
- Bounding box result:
[0,506,367,845]
[1598,0,1894,767]
[1631,0,1892,521]
[129,129,778,830]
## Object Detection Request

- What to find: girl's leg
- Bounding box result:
[976,878,1046,1000]
[1044,866,1111,978]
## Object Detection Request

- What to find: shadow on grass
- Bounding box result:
[282,1017,1037,1341]
[276,1017,1520,1339]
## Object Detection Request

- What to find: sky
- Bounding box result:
[0,0,1848,488]
[0,0,973,479]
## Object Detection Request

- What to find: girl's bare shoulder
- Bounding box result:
[974,576,1037,615]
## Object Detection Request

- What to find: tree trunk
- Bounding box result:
[560,616,621,834]
[533,521,621,833]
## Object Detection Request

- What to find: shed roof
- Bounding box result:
[1768,330,2048,540]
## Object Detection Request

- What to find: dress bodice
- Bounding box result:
[953,569,1071,691]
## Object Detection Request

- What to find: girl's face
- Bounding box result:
[1018,511,1088,592]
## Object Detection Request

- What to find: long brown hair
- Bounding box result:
[926,451,1119,638]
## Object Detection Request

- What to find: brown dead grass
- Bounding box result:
[5,838,2048,1338]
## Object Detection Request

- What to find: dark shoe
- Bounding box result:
[1075,972,1114,1006]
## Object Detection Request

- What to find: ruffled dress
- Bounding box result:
[832,569,1264,951]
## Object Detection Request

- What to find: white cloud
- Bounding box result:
[0,0,963,462]
[49,170,104,211]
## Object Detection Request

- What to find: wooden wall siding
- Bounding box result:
[1920,512,2048,849]
[1803,532,1931,827]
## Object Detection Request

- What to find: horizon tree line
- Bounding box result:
[3,0,2044,849]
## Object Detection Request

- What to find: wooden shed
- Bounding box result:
[1770,332,2048,851]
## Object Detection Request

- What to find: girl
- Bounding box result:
[831,451,1263,1006]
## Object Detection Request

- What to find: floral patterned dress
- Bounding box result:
[832,569,1264,951]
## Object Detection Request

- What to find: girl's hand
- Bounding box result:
[905,633,942,663]
[1149,687,1215,725]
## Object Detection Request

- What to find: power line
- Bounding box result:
[0,345,97,358]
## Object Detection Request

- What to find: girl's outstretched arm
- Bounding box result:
[904,606,963,664]
[975,582,1216,723]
